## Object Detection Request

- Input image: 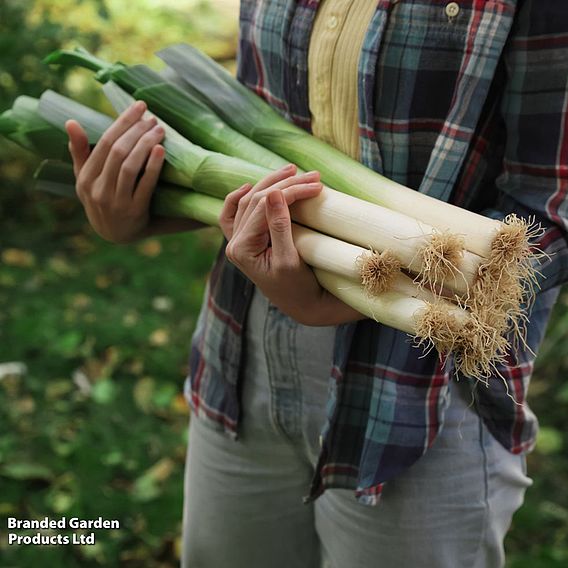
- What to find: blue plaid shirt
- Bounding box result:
[186,0,568,505]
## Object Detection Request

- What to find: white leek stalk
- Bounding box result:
[314,269,468,335]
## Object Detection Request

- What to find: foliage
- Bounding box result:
[0,192,220,566]
[505,294,568,567]
[0,1,232,566]
[0,1,566,567]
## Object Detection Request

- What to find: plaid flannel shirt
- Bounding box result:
[186,0,568,505]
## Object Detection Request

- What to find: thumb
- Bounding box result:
[266,190,296,259]
[65,119,90,177]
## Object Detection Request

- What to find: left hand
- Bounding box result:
[220,166,363,326]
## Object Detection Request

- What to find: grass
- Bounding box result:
[0,146,220,566]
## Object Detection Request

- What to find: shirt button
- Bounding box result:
[319,435,324,448]
[328,16,338,29]
[445,2,460,18]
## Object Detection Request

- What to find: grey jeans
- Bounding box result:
[182,289,532,568]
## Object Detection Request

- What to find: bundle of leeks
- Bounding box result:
[45,48,544,343]
[0,44,544,380]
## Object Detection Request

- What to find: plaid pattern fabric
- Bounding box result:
[186,0,568,505]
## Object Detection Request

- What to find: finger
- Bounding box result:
[133,144,166,209]
[280,180,323,206]
[253,163,297,193]
[234,178,322,236]
[229,195,271,263]
[65,120,90,178]
[268,170,320,192]
[233,163,296,228]
[219,183,253,240]
[235,170,320,232]
[254,169,320,211]
[80,101,148,180]
[114,123,164,200]
[228,186,302,267]
[99,119,159,195]
[266,190,296,262]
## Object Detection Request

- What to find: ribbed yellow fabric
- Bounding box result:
[308,0,377,160]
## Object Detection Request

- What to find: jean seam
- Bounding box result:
[286,320,316,467]
[265,304,283,438]
[266,307,304,446]
[289,321,304,440]
[467,398,491,568]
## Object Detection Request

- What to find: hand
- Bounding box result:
[65,101,166,244]
[220,165,364,326]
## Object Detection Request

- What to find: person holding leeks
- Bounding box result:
[64,1,568,567]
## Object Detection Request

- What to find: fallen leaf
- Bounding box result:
[16,397,35,414]
[2,248,35,268]
[171,393,189,415]
[133,376,155,413]
[138,239,162,257]
[48,255,77,276]
[152,296,173,312]
[145,457,175,483]
[149,329,169,347]
[132,458,175,502]
[68,234,95,254]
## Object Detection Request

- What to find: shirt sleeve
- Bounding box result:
[486,0,568,292]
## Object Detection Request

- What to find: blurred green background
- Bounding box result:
[0,1,566,566]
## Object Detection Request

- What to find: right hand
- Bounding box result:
[65,101,166,244]
[217,166,363,326]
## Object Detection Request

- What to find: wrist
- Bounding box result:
[264,288,364,327]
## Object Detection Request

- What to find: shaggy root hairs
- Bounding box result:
[415,303,508,380]
[418,232,465,296]
[357,249,402,295]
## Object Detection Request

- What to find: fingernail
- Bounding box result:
[307,182,322,189]
[267,190,284,209]
[153,125,164,135]
[134,101,146,112]
[281,163,295,171]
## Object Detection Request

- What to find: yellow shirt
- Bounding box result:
[308,0,377,160]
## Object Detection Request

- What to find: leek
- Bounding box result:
[0,96,69,160]
[44,48,289,171]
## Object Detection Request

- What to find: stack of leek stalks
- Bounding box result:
[0,45,544,381]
